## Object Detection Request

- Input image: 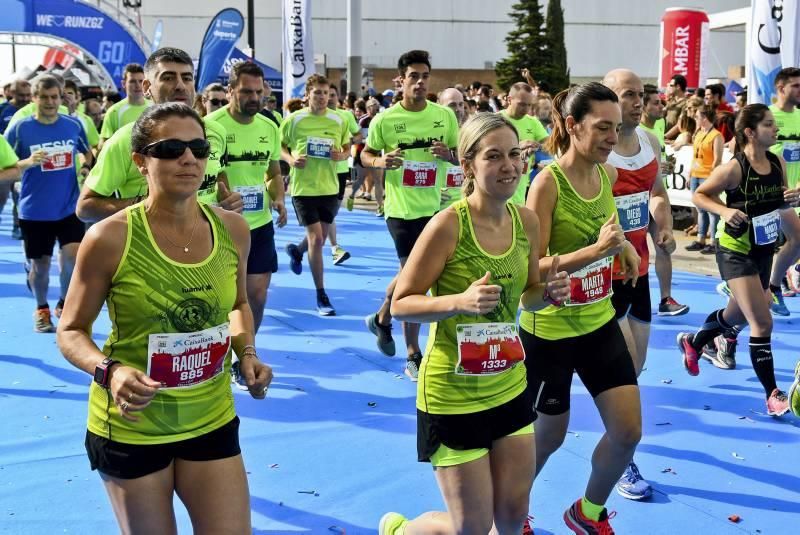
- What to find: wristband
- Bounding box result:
[542,286,562,307]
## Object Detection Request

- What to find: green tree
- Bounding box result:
[543,0,570,92]
[495,0,547,91]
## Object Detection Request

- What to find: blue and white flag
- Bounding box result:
[749,0,800,104]
[196,8,244,91]
[282,0,315,99]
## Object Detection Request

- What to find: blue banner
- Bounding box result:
[1,1,147,84]
[220,48,283,91]
[196,8,245,91]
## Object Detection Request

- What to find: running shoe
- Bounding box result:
[332,245,351,265]
[521,515,534,535]
[365,313,396,356]
[701,334,737,370]
[766,388,790,417]
[716,281,732,299]
[685,241,704,251]
[405,352,423,382]
[700,243,716,255]
[316,290,336,316]
[789,361,800,418]
[677,332,700,376]
[11,225,22,240]
[346,197,354,211]
[378,512,408,535]
[787,264,800,294]
[375,205,384,217]
[615,461,652,500]
[229,360,249,391]
[54,298,65,319]
[34,308,55,333]
[770,290,790,316]
[564,499,616,535]
[657,296,689,316]
[285,243,303,275]
[781,279,796,297]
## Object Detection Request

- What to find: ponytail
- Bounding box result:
[545,89,571,156]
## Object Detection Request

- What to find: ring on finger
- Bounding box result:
[128,392,134,402]
[121,401,129,411]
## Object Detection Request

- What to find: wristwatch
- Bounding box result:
[93,357,119,388]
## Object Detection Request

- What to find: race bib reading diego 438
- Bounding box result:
[566,257,613,306]
[615,191,649,232]
[455,322,525,376]
[147,323,230,389]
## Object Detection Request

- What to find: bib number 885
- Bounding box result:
[180,369,204,381]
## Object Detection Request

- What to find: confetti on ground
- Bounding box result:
[655,422,672,426]
[728,514,741,523]
[269,463,279,468]
[297,490,316,494]
[567,431,580,437]
[368,401,377,407]
[703,405,711,410]
[731,452,745,460]
[328,526,346,534]
[661,379,673,384]
[660,468,677,475]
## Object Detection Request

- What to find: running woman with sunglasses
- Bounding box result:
[379,113,570,535]
[677,104,798,417]
[57,103,272,534]
[78,48,242,223]
[523,82,642,534]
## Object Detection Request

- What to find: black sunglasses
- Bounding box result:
[209,98,228,106]
[140,138,211,159]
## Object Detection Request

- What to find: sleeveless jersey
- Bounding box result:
[607,127,658,278]
[717,151,785,257]
[87,202,239,444]
[691,128,721,178]
[519,162,616,340]
[418,199,529,415]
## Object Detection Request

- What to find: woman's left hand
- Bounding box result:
[543,255,570,305]
[239,355,273,400]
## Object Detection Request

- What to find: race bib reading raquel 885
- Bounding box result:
[147,323,230,389]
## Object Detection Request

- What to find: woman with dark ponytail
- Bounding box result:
[677,104,800,418]
[522,82,642,534]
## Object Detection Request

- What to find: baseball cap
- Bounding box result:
[382,89,394,97]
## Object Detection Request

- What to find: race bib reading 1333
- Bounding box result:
[455,322,525,376]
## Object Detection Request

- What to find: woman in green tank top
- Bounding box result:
[377,114,569,534]
[56,103,272,534]
[523,82,642,534]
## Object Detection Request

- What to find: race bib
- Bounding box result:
[40,146,73,172]
[402,161,437,188]
[615,191,650,232]
[147,323,230,389]
[783,142,800,163]
[234,185,265,212]
[445,166,464,188]
[566,257,613,306]
[455,322,525,376]
[307,136,334,159]
[752,210,780,245]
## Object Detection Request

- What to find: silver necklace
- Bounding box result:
[152,209,200,253]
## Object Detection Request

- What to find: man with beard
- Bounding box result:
[77,47,242,222]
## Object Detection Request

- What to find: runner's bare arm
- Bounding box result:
[391,209,488,322]
[76,184,140,222]
[0,163,20,182]
[694,159,743,220]
[518,207,569,311]
[266,161,287,227]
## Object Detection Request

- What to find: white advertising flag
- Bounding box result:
[282,0,315,99]
[749,0,800,104]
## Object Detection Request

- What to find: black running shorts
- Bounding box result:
[385,215,433,260]
[247,222,278,274]
[611,274,652,323]
[716,247,773,290]
[85,416,241,479]
[521,319,638,415]
[292,195,339,227]
[19,214,85,259]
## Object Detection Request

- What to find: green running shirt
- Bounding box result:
[333,108,360,174]
[519,162,616,340]
[100,98,151,139]
[499,111,549,205]
[87,202,239,444]
[280,108,350,197]
[84,118,226,205]
[205,107,280,229]
[418,199,529,415]
[367,101,458,220]
[769,105,800,189]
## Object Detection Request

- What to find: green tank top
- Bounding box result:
[519,162,616,340]
[87,202,239,444]
[417,198,529,415]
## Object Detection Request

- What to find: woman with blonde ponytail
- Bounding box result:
[378,113,569,535]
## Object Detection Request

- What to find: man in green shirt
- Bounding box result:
[98,63,150,149]
[205,61,286,336]
[361,49,459,379]
[281,74,350,316]
[437,87,466,210]
[499,82,548,205]
[77,47,242,222]
[767,67,800,315]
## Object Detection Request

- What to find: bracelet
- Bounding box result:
[240,351,259,360]
[242,344,257,353]
[542,286,562,307]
